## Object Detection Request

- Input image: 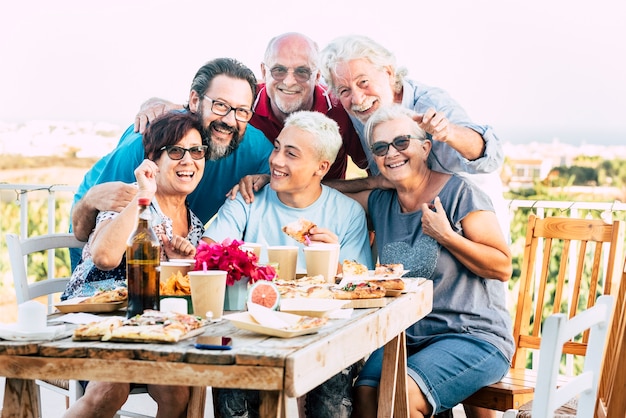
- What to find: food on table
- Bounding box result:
[342,259,369,277]
[331,282,387,300]
[373,263,405,277]
[73,317,125,340]
[79,287,128,304]
[247,281,281,310]
[291,315,329,331]
[160,271,191,296]
[282,218,316,244]
[365,278,405,291]
[73,310,207,343]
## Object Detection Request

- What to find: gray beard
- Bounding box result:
[207,134,242,161]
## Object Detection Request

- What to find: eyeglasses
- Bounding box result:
[160,145,208,160]
[265,64,314,83]
[203,96,253,122]
[370,135,423,157]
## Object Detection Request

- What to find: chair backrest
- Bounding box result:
[6,233,85,312]
[512,215,625,368]
[595,256,626,418]
[531,295,614,418]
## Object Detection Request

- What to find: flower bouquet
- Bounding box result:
[194,238,276,310]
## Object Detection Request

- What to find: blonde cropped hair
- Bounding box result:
[283,111,342,163]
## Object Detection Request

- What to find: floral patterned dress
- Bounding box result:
[61,199,204,300]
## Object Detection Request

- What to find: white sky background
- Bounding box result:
[1,0,625,145]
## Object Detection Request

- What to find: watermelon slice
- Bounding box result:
[247,281,280,310]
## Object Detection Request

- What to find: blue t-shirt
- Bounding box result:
[73,123,273,224]
[368,175,514,361]
[205,184,373,271]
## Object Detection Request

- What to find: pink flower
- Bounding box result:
[194,238,276,286]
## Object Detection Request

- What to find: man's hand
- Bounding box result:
[413,108,485,160]
[160,234,197,259]
[72,182,138,241]
[134,98,183,134]
[413,108,451,143]
[306,226,339,245]
[226,174,270,204]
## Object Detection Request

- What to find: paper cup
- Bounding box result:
[18,300,47,332]
[240,242,262,259]
[303,243,340,283]
[188,270,227,320]
[159,261,192,284]
[267,245,298,281]
[160,297,188,314]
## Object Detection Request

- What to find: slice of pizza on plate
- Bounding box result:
[331,282,387,300]
[373,263,405,277]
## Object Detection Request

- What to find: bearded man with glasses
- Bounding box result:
[69,58,273,269]
[135,32,369,185]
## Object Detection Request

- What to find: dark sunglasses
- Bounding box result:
[160,145,208,160]
[370,135,423,157]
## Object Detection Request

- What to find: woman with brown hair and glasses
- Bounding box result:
[61,111,206,418]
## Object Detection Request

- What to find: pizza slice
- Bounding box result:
[331,282,387,300]
[73,317,124,341]
[373,263,405,277]
[342,259,369,278]
[79,287,128,304]
[282,218,316,244]
[365,278,405,291]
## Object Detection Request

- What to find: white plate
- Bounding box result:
[0,324,71,341]
[224,311,326,338]
[279,298,348,317]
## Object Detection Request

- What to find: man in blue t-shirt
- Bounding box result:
[205,110,372,418]
[70,58,273,268]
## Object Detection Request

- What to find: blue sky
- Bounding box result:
[1,0,625,145]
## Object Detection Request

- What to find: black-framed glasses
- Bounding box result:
[265,64,314,83]
[370,135,423,157]
[203,96,253,122]
[160,145,208,160]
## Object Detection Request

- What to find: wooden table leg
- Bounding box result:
[377,331,409,418]
[2,378,40,418]
[259,390,283,418]
[186,386,207,418]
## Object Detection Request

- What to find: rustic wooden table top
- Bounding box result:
[1,279,433,418]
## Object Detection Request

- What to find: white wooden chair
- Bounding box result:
[503,295,615,418]
[6,232,153,418]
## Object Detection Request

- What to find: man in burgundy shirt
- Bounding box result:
[135,32,368,181]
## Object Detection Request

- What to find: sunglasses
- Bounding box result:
[370,135,423,157]
[160,145,208,160]
[265,64,314,83]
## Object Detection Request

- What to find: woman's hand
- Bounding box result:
[420,197,453,243]
[160,234,197,259]
[134,159,158,200]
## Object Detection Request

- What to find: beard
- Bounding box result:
[203,120,242,161]
[274,94,305,115]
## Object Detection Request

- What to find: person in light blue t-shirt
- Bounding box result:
[69,58,273,269]
[205,110,372,418]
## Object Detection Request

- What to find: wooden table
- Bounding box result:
[0,280,432,418]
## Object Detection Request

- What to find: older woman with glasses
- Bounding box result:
[61,111,206,418]
[347,105,514,418]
